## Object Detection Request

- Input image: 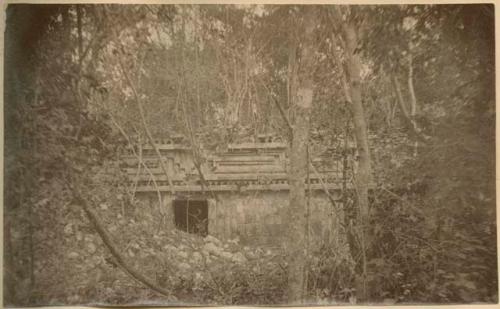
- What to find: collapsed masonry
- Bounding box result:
[124,135,354,248]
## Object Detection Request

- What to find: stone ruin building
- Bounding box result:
[124,135,354,248]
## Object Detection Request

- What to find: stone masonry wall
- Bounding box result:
[137,190,346,249]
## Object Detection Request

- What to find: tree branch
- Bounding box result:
[308,156,341,211]
[98,96,164,215]
[259,79,293,140]
[330,34,352,105]
[66,178,174,300]
[407,52,417,116]
[391,73,430,143]
[116,51,175,194]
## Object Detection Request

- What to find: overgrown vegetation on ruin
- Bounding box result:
[4,4,496,305]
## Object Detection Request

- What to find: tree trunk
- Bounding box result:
[68,181,174,300]
[407,51,419,156]
[116,54,175,195]
[341,18,372,301]
[407,52,417,117]
[287,7,316,304]
[392,73,428,143]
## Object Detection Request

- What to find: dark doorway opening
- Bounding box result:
[173,199,208,236]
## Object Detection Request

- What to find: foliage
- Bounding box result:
[4,3,496,306]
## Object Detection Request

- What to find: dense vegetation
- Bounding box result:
[4,4,496,305]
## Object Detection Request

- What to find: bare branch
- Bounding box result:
[66,178,173,300]
[407,51,417,117]
[391,73,430,143]
[116,50,176,194]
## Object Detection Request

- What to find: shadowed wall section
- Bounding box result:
[130,136,351,251]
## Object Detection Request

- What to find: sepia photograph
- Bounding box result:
[3,2,497,306]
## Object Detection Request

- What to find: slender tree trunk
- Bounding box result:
[407,52,417,117]
[68,181,174,299]
[287,7,316,304]
[76,5,83,60]
[116,54,175,195]
[341,18,372,301]
[392,73,428,143]
[391,47,429,145]
[407,51,419,156]
[178,7,215,200]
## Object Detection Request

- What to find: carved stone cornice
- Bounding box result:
[125,137,350,193]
